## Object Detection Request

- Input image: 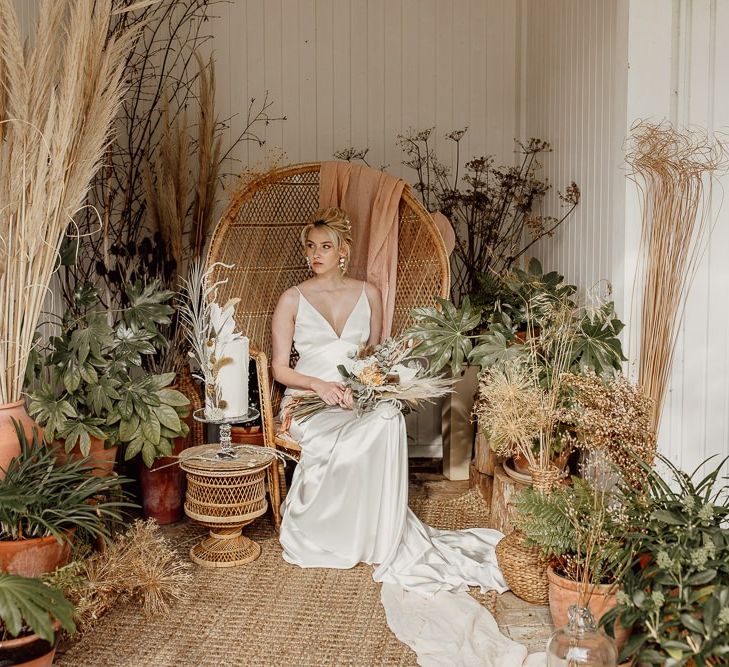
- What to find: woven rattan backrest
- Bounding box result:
[206,162,449,414]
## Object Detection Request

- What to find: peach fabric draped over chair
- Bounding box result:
[319,162,406,340]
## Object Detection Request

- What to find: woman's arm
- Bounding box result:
[365,282,383,347]
[271,288,345,405]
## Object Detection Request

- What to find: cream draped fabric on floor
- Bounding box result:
[279,283,546,666]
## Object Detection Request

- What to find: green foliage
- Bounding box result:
[406,297,483,375]
[0,421,134,542]
[406,258,626,378]
[514,476,629,585]
[28,283,189,461]
[0,573,75,643]
[602,455,729,665]
[107,373,190,468]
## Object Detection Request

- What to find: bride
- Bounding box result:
[271,208,544,666]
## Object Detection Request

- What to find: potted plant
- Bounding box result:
[0,572,75,667]
[28,282,190,475]
[513,472,632,652]
[602,454,729,666]
[0,422,132,577]
[0,0,136,477]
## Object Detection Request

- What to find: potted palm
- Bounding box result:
[0,572,75,667]
[0,423,132,577]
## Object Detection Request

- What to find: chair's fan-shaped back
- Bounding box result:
[206,163,449,411]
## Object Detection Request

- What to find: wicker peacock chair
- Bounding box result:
[206,162,449,528]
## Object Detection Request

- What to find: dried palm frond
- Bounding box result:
[190,50,222,262]
[627,122,728,431]
[143,98,189,277]
[0,0,138,403]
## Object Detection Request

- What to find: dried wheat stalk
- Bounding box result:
[0,0,139,403]
[627,122,728,431]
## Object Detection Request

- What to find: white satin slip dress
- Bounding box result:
[278,283,546,667]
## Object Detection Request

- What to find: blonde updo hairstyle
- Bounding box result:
[300,207,353,268]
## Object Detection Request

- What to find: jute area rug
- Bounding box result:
[57,487,495,667]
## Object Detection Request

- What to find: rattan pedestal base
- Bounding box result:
[189,526,262,567]
[180,444,275,569]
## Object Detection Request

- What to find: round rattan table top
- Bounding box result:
[179,444,275,475]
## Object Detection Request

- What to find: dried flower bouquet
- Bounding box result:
[284,337,453,425]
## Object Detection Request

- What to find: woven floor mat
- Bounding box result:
[57,487,495,667]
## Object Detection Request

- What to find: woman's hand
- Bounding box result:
[338,387,354,410]
[311,379,346,406]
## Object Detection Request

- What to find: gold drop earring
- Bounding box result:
[338,256,346,272]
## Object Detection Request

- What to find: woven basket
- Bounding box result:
[177,365,204,448]
[495,530,550,604]
[529,465,562,495]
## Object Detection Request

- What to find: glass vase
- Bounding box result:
[546,604,617,667]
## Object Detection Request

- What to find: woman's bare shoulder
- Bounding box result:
[276,286,300,310]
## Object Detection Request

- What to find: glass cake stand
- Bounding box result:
[192,407,261,460]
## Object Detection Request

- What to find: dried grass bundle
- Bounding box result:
[45,519,192,634]
[0,0,138,403]
[627,122,728,430]
[143,101,189,276]
[560,371,656,486]
[190,51,222,261]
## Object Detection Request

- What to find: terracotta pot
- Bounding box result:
[547,566,629,652]
[512,452,531,475]
[0,532,73,577]
[139,409,193,525]
[53,436,117,477]
[0,621,59,667]
[0,635,57,666]
[0,400,41,480]
[231,425,265,446]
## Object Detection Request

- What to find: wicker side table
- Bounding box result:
[179,444,276,568]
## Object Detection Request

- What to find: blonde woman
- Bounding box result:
[271,208,530,665]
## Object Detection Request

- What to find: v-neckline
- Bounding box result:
[297,287,365,340]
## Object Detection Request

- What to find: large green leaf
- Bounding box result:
[406,296,483,375]
[0,573,75,642]
[158,388,190,407]
[155,404,182,433]
[118,414,141,443]
[141,413,161,446]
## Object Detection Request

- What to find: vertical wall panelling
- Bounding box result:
[620,0,729,476]
[331,1,352,156]
[204,1,519,175]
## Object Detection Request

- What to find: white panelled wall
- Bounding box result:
[519,0,729,476]
[13,1,728,473]
[204,0,520,178]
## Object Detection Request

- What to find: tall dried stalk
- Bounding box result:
[0,0,138,404]
[627,122,728,431]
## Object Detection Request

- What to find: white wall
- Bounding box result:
[621,0,729,475]
[204,0,520,178]
[520,0,729,476]
[519,0,628,302]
